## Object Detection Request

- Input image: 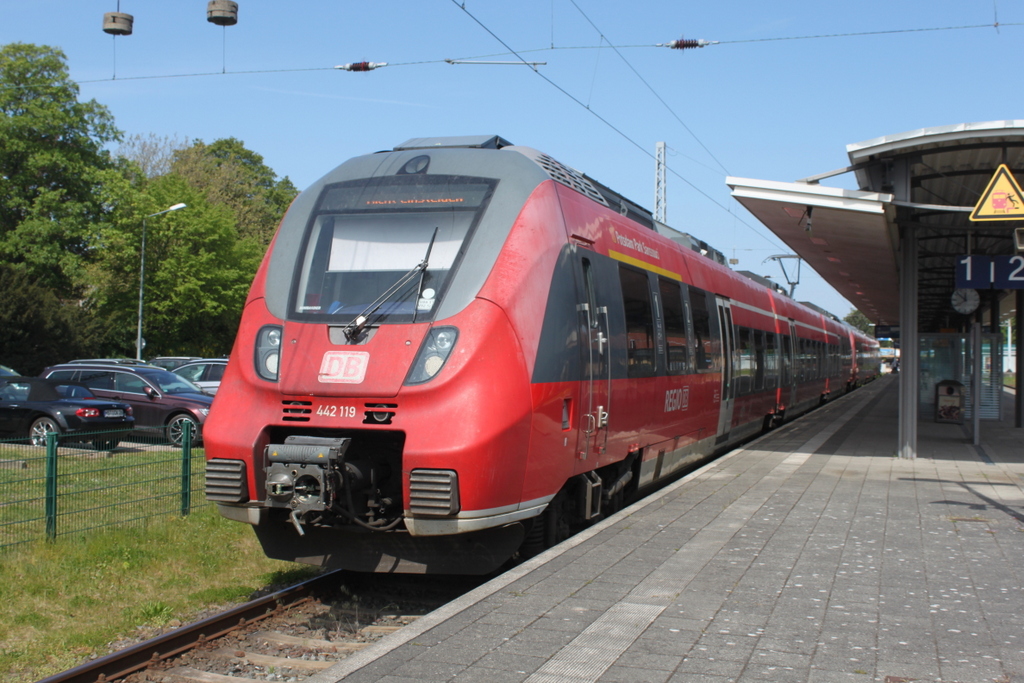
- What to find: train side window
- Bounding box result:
[736,327,753,395]
[782,332,793,385]
[753,329,766,391]
[618,266,654,378]
[689,288,715,372]
[764,332,777,388]
[582,258,598,330]
[658,278,689,375]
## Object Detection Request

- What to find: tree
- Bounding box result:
[0,43,121,297]
[844,309,874,336]
[170,137,297,248]
[0,264,107,374]
[89,175,262,357]
[117,132,190,179]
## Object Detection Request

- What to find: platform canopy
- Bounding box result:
[728,120,1024,331]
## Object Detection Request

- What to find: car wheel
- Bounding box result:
[29,417,60,447]
[166,414,198,447]
[93,438,120,451]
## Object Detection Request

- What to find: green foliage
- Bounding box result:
[171,136,297,248]
[0,42,295,363]
[843,309,874,336]
[0,43,121,298]
[89,175,263,357]
[0,264,107,374]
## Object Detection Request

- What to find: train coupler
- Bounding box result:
[264,436,351,527]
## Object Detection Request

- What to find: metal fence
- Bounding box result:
[0,426,206,550]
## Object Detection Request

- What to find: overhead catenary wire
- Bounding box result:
[446,0,784,253]
[566,0,730,176]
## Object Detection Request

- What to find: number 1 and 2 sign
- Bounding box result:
[956,254,1024,289]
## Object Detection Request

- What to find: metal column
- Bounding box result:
[1017,289,1023,428]
[898,225,918,459]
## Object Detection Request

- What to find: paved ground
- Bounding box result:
[310,376,1024,683]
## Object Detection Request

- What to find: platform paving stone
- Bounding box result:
[309,376,1024,683]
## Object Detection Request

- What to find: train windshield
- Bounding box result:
[292,174,496,324]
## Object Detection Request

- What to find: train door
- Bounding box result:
[715,297,735,440]
[575,255,611,461]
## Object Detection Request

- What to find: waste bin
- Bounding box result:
[935,380,965,424]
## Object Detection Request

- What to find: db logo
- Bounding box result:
[318,351,370,384]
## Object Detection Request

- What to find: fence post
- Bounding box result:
[181,419,192,516]
[44,432,58,540]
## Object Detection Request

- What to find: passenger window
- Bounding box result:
[208,364,226,381]
[754,329,766,390]
[736,327,754,395]
[658,279,689,375]
[689,288,715,372]
[764,332,777,388]
[115,373,148,394]
[176,365,205,382]
[618,266,654,378]
[46,370,78,382]
[78,370,114,391]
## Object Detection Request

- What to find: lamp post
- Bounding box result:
[136,203,187,360]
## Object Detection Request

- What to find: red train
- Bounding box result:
[204,136,879,574]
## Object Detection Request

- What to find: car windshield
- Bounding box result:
[147,370,204,395]
[292,174,496,325]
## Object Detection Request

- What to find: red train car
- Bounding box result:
[204,136,878,574]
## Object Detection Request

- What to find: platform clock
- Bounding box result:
[951,288,980,314]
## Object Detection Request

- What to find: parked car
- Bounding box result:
[171,359,227,395]
[41,363,212,446]
[0,377,134,450]
[0,364,18,377]
[148,356,202,371]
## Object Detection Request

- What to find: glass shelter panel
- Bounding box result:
[919,333,1002,420]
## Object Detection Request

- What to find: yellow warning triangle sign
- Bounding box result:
[970,164,1024,221]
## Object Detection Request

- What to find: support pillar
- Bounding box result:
[898,225,918,458]
[1017,289,1023,428]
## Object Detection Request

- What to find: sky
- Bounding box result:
[3,1,1022,320]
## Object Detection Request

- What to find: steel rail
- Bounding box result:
[36,569,344,683]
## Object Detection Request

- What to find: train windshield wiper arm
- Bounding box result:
[343,227,439,342]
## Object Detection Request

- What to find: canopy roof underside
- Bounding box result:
[728,120,1024,331]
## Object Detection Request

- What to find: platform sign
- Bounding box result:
[994,254,1024,288]
[956,254,1024,289]
[955,254,994,288]
[970,164,1024,222]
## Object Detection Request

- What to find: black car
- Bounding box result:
[0,377,134,450]
[42,364,213,446]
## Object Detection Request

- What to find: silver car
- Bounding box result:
[171,359,227,395]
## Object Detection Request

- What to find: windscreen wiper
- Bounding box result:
[343,227,439,342]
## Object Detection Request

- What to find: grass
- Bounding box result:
[0,504,319,683]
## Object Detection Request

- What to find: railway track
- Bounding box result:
[39,570,486,683]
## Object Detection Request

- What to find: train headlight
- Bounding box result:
[255,324,283,381]
[405,326,459,385]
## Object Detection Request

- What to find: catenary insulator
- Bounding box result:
[335,62,388,72]
[103,12,134,35]
[207,0,238,26]
[660,37,716,49]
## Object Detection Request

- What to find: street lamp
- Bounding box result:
[136,203,187,360]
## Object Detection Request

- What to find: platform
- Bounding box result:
[309,375,1024,683]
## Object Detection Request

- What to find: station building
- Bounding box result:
[727,120,1024,458]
